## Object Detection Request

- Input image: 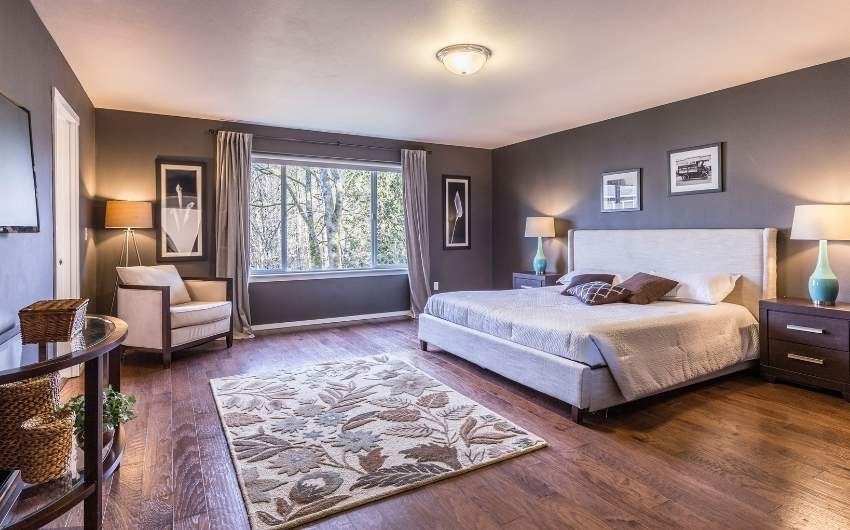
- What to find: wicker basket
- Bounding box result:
[19,409,75,484]
[0,373,60,469]
[19,299,88,344]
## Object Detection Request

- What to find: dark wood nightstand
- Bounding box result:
[512,272,560,289]
[760,298,850,401]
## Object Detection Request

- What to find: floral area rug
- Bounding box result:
[210,355,547,529]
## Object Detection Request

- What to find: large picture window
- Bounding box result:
[250,156,406,273]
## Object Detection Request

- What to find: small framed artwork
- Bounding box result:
[156,159,207,262]
[443,175,471,250]
[601,168,641,212]
[668,142,723,196]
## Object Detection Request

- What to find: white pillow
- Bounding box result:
[556,269,627,286]
[657,272,741,304]
[117,265,192,305]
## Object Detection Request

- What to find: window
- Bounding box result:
[250,156,407,274]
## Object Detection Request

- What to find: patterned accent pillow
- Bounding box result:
[559,273,616,295]
[618,272,678,305]
[566,281,631,306]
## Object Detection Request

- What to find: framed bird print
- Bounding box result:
[443,175,471,250]
[156,158,207,262]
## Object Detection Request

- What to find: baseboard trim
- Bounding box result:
[252,310,413,332]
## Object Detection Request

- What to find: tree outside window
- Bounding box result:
[250,158,407,272]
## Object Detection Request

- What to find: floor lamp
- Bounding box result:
[106,200,153,314]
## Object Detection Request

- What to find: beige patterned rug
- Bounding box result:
[210,355,547,529]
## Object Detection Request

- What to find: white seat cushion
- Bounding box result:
[117,264,192,305]
[170,301,232,329]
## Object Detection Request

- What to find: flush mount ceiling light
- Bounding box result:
[436,44,492,76]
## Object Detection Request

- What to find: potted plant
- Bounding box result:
[60,386,137,449]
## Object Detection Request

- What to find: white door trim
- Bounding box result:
[52,87,80,300]
[53,88,81,378]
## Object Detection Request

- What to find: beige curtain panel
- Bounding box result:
[401,149,432,315]
[215,131,254,337]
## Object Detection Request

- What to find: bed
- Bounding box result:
[418,228,777,423]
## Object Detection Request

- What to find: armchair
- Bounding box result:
[115,265,233,367]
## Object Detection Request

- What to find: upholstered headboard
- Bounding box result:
[567,228,777,317]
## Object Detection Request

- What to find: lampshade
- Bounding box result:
[524,216,556,238]
[105,200,152,229]
[790,204,850,241]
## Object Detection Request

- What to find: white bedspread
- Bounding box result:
[424,286,759,400]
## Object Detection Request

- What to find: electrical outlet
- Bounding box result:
[433,281,439,291]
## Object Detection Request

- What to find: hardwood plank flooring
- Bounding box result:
[53,319,850,529]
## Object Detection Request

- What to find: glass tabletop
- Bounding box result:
[0,316,115,374]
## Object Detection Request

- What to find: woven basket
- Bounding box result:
[19,409,75,484]
[0,373,60,469]
[19,299,88,344]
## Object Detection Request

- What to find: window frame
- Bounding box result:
[249,153,407,279]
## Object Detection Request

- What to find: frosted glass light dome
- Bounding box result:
[436,44,492,76]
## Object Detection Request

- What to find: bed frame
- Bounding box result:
[418,228,777,424]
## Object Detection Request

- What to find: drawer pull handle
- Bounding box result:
[787,353,825,365]
[519,285,534,289]
[786,324,824,334]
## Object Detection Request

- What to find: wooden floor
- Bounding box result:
[53,319,850,529]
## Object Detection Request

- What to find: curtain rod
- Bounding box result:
[207,129,432,154]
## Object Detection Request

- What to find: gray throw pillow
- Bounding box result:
[566,281,631,306]
[560,273,616,295]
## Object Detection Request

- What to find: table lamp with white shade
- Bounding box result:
[524,216,555,274]
[790,204,850,306]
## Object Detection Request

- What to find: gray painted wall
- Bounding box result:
[94,110,492,323]
[493,58,850,302]
[0,0,96,342]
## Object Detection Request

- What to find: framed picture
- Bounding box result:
[443,175,471,250]
[668,142,723,196]
[601,168,641,212]
[156,159,207,262]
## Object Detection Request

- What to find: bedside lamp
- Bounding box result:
[106,200,152,313]
[790,204,850,306]
[524,216,555,274]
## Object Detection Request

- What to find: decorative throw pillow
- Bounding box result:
[618,272,678,305]
[566,281,631,306]
[116,264,191,305]
[560,273,616,294]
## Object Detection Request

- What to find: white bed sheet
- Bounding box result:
[423,286,758,369]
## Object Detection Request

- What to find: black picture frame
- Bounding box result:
[667,142,723,196]
[601,168,642,212]
[442,175,471,250]
[155,158,207,262]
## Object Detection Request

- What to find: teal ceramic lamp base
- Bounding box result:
[532,236,547,274]
[809,240,839,306]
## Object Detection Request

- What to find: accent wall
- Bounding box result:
[493,58,850,302]
[0,0,96,342]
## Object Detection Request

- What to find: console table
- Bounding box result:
[0,315,127,529]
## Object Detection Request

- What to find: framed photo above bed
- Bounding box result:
[668,142,723,196]
[443,175,471,250]
[156,159,207,262]
[601,169,641,212]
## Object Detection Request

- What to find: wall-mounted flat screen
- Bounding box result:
[0,92,39,233]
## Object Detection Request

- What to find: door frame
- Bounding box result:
[52,87,81,300]
[53,88,81,378]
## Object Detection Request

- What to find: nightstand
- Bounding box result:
[512,272,560,289]
[760,298,850,401]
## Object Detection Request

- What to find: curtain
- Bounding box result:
[215,131,254,337]
[401,149,432,315]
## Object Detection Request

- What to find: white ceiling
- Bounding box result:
[32,0,850,149]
